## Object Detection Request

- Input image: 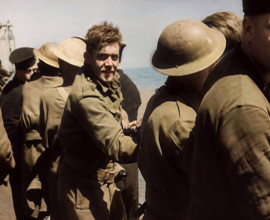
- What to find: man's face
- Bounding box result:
[16,65,37,83]
[85,42,119,84]
[246,14,270,72]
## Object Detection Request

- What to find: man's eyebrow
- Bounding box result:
[98,52,118,55]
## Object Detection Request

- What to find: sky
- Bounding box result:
[0,0,243,69]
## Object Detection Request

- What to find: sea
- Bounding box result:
[123,67,167,204]
[124,67,167,92]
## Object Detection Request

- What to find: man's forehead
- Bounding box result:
[98,43,120,54]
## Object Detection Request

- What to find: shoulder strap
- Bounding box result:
[57,87,68,102]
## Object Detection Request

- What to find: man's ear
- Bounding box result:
[84,51,91,65]
[242,16,253,42]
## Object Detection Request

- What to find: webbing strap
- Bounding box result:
[57,87,68,102]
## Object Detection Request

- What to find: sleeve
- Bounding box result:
[219,105,270,219]
[74,94,138,163]
[0,108,15,181]
[168,108,195,170]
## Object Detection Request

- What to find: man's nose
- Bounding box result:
[105,57,113,66]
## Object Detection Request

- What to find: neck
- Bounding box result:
[62,73,76,86]
[166,76,202,111]
[180,90,202,111]
[242,41,270,83]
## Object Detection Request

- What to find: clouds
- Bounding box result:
[0,0,243,68]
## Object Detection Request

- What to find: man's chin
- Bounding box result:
[104,75,114,81]
[101,77,113,84]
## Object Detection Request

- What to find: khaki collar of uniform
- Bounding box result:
[96,77,120,95]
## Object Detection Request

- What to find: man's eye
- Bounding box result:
[98,54,109,60]
[111,55,119,61]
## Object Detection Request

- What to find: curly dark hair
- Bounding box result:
[85,21,122,52]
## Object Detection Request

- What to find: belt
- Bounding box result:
[97,169,115,183]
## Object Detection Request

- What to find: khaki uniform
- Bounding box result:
[21,74,63,169]
[39,86,71,220]
[57,66,138,220]
[21,73,63,218]
[138,85,196,220]
[182,44,270,220]
[39,86,70,150]
[0,107,16,220]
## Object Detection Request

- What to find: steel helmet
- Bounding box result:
[53,38,86,67]
[151,19,226,76]
[34,42,59,68]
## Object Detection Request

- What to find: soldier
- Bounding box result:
[182,0,270,219]
[137,19,225,220]
[116,43,141,220]
[20,42,63,219]
[117,43,141,122]
[56,21,139,220]
[0,47,37,220]
[0,107,16,220]
[39,37,85,220]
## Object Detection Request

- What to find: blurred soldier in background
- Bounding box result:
[39,37,85,220]
[117,43,141,122]
[202,11,243,93]
[20,42,63,219]
[203,11,243,55]
[0,107,16,220]
[0,47,37,220]
[116,43,141,220]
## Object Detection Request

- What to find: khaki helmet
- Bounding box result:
[53,37,86,67]
[152,19,226,76]
[34,42,59,68]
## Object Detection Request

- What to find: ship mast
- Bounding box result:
[0,20,15,54]
[0,20,15,73]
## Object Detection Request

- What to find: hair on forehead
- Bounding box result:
[85,21,122,52]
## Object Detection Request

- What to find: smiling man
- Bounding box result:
[56,21,139,220]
